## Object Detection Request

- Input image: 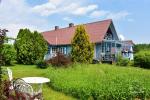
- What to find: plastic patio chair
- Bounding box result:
[13,78,42,100]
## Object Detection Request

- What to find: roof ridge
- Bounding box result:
[43,19,112,33]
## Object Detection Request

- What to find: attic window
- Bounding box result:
[104,33,113,40]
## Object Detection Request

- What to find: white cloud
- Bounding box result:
[0,0,48,38]
[32,2,56,16]
[63,17,72,22]
[90,10,109,18]
[32,0,98,16]
[72,5,98,16]
[48,0,64,6]
[89,10,130,21]
[119,34,125,41]
[106,11,130,21]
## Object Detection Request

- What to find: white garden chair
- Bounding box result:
[13,78,42,100]
[7,67,14,90]
[7,67,13,81]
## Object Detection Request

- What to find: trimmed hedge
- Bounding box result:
[134,51,150,69]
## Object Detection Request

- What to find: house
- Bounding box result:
[42,19,131,62]
[122,40,134,60]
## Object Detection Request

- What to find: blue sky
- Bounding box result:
[0,0,150,44]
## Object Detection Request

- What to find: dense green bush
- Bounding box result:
[14,29,47,65]
[134,51,150,69]
[47,52,72,67]
[117,58,129,66]
[46,64,150,100]
[134,44,150,53]
[36,60,49,69]
[1,44,16,65]
[116,54,129,66]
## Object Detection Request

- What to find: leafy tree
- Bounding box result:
[134,44,150,53]
[14,29,47,64]
[134,51,150,69]
[71,25,94,63]
[1,44,16,65]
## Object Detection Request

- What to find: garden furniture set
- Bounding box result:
[7,68,50,100]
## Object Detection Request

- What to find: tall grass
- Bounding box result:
[45,64,150,100]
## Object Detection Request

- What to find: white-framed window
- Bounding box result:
[51,47,66,55]
[58,47,64,53]
[52,47,57,55]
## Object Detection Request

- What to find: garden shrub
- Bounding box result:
[47,52,72,67]
[134,51,150,69]
[36,59,49,69]
[116,54,129,66]
[1,44,16,65]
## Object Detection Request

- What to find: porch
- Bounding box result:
[96,39,122,62]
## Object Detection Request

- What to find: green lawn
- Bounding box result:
[3,64,76,100]
[3,64,150,100]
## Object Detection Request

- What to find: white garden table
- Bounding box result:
[22,77,50,84]
[22,77,50,99]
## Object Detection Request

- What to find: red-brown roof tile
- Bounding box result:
[42,19,112,45]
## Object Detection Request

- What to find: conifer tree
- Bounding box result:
[14,29,47,64]
[71,25,94,63]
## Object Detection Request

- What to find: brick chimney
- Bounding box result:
[69,23,74,27]
[55,26,59,30]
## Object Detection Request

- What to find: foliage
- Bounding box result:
[46,64,150,100]
[2,80,11,99]
[47,52,72,67]
[14,29,48,64]
[0,28,7,99]
[134,44,150,53]
[36,59,49,69]
[71,25,94,63]
[134,51,150,69]
[1,44,16,65]
[116,54,129,66]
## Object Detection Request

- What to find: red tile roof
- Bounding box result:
[42,19,112,45]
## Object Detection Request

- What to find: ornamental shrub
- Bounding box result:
[48,52,72,67]
[134,51,150,69]
[71,25,94,63]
